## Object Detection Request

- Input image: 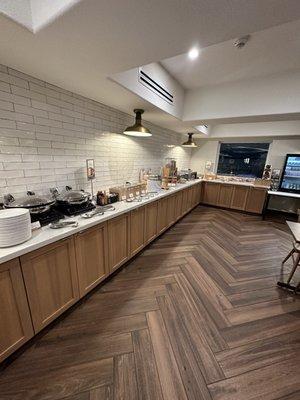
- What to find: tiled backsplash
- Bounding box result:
[0,64,191,199]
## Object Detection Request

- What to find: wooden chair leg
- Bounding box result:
[282,248,295,265]
[287,253,300,284]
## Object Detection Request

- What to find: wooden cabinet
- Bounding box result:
[245,187,267,214]
[145,201,158,244]
[21,238,79,333]
[197,182,203,204]
[217,184,233,208]
[202,182,220,206]
[192,184,201,207]
[174,191,183,221]
[130,206,145,256]
[157,197,168,234]
[230,186,249,210]
[75,223,108,298]
[0,259,33,362]
[167,194,176,227]
[181,188,189,215]
[108,214,130,272]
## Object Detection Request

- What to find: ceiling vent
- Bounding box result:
[138,68,174,104]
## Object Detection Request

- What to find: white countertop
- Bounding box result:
[0,180,201,264]
[267,190,300,199]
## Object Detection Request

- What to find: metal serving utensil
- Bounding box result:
[81,209,104,219]
[49,221,78,229]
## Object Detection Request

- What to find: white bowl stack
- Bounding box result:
[0,209,32,247]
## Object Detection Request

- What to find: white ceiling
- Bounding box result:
[161,19,300,89]
[0,0,300,132]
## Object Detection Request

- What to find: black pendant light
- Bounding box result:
[182,133,197,147]
[123,109,152,137]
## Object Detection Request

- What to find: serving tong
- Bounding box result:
[80,204,116,219]
[49,220,78,229]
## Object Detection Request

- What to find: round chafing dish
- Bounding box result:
[51,186,92,205]
[4,191,55,214]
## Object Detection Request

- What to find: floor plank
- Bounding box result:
[147,310,188,400]
[216,330,300,377]
[113,353,138,400]
[132,329,163,400]
[208,357,300,400]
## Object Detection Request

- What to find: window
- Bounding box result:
[217,143,270,178]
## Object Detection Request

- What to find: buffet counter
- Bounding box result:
[0,180,201,265]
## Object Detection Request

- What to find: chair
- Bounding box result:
[277,241,300,293]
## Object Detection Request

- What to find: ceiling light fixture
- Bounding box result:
[182,133,197,148]
[123,109,152,137]
[188,47,199,60]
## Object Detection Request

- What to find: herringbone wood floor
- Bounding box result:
[0,206,300,400]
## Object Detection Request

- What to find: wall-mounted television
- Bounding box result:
[279,154,300,194]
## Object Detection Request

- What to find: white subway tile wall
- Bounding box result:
[0,65,191,198]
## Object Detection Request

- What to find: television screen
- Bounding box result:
[279,154,300,193]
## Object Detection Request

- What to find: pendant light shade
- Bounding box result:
[123,109,152,137]
[182,133,197,147]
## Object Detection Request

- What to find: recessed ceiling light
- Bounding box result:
[188,47,199,60]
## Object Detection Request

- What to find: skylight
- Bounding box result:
[0,0,80,32]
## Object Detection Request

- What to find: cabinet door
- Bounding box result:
[217,184,233,208]
[145,201,158,244]
[245,187,267,214]
[230,186,249,210]
[108,214,130,272]
[181,189,189,215]
[157,197,168,234]
[167,194,176,227]
[75,223,108,298]
[0,259,34,362]
[174,191,183,221]
[21,238,79,333]
[203,182,220,205]
[130,206,145,256]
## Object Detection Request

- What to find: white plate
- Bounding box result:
[0,222,30,229]
[0,237,31,248]
[0,209,30,219]
[0,224,31,234]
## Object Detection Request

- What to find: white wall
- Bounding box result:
[0,64,191,198]
[209,121,300,138]
[184,70,300,123]
[110,62,185,120]
[191,138,300,174]
[267,139,300,169]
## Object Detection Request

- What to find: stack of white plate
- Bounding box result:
[0,209,32,247]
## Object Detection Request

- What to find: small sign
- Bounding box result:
[121,195,126,201]
[86,159,95,180]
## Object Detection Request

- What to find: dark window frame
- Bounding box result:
[216,142,270,178]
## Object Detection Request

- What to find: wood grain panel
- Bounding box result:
[217,184,233,208]
[132,329,163,400]
[0,259,33,362]
[20,237,79,333]
[157,197,168,234]
[145,201,158,243]
[230,186,249,211]
[245,187,267,214]
[208,358,300,400]
[107,214,130,272]
[114,353,138,400]
[130,206,145,256]
[147,310,188,400]
[75,223,108,297]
